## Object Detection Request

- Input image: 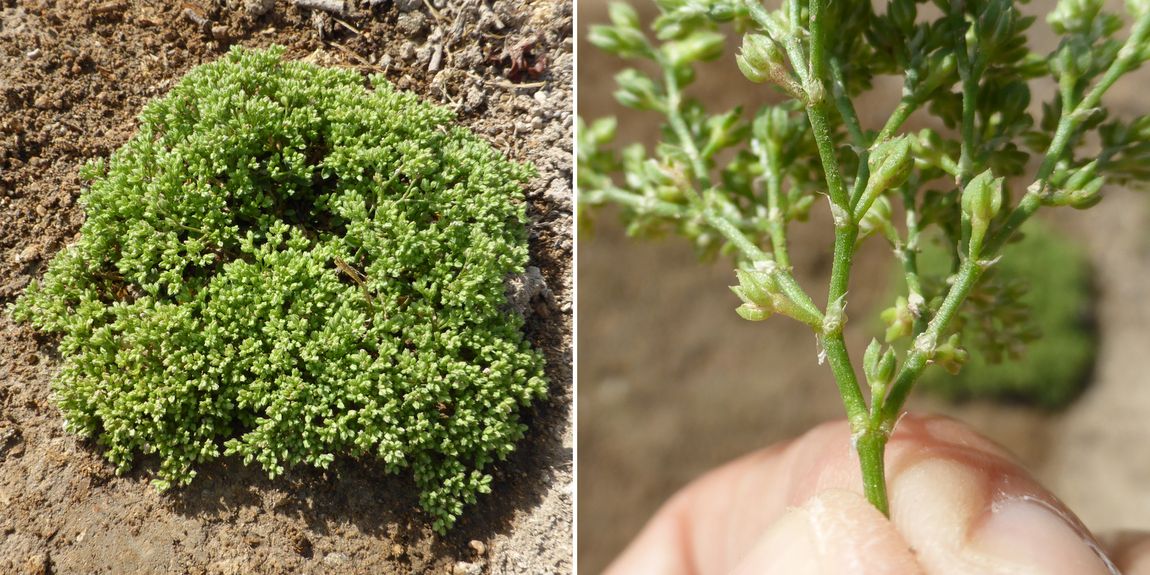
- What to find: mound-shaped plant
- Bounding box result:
[10,46,547,532]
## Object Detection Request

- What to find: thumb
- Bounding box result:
[881,417,1117,575]
[888,455,1116,574]
[735,489,921,575]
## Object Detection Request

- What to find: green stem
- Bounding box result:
[951,0,979,190]
[661,65,712,194]
[598,187,689,218]
[829,57,866,149]
[899,186,928,335]
[875,99,917,144]
[807,0,828,84]
[807,104,851,212]
[804,0,888,514]
[757,145,792,269]
[823,335,869,431]
[875,52,956,144]
[881,257,983,422]
[856,427,890,515]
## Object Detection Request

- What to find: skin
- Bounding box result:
[607,414,1150,575]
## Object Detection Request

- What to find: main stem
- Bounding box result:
[805,0,890,514]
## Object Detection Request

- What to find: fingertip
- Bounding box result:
[967,496,1117,575]
[603,510,694,575]
[885,425,1115,575]
[735,489,922,575]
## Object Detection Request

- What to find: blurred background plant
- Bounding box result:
[914,220,1096,407]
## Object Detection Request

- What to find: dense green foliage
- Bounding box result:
[10,46,547,532]
[918,221,1096,407]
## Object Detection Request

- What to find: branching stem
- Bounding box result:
[988,12,1150,255]
[804,0,886,511]
[758,146,793,269]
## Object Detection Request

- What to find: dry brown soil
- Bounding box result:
[578,0,1150,573]
[0,1,572,574]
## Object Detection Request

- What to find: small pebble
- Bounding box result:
[240,0,274,17]
[323,552,349,565]
[451,561,481,575]
[468,540,486,556]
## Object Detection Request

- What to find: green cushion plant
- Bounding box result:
[10,46,547,533]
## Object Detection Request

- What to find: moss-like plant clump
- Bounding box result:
[10,46,547,532]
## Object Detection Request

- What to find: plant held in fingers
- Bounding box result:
[580,0,1150,514]
[10,46,547,533]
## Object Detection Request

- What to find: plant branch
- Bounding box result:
[829,57,866,149]
[951,0,979,190]
[801,0,887,511]
[880,257,983,422]
[756,144,792,269]
[898,186,927,335]
[660,65,713,194]
[986,11,1150,255]
[706,210,822,322]
[876,99,918,144]
[594,186,690,218]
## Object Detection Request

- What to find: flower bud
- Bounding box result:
[920,53,957,92]
[962,170,1004,224]
[580,117,617,148]
[608,1,641,29]
[858,195,898,245]
[702,109,744,158]
[933,333,969,375]
[588,25,652,59]
[663,31,725,68]
[881,296,914,342]
[707,0,741,22]
[1065,160,1098,190]
[1050,162,1105,210]
[961,169,1004,254]
[1065,176,1105,209]
[857,136,913,219]
[736,34,786,84]
[730,267,779,322]
[889,0,916,32]
[613,69,664,111]
[730,266,822,326]
[1050,0,1107,34]
[870,136,914,191]
[863,339,898,396]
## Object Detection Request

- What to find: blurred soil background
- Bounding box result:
[0,1,572,573]
[578,0,1150,572]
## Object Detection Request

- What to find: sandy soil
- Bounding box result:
[577,1,1150,572]
[0,1,572,574]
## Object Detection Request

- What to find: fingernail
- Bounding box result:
[972,496,1119,575]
